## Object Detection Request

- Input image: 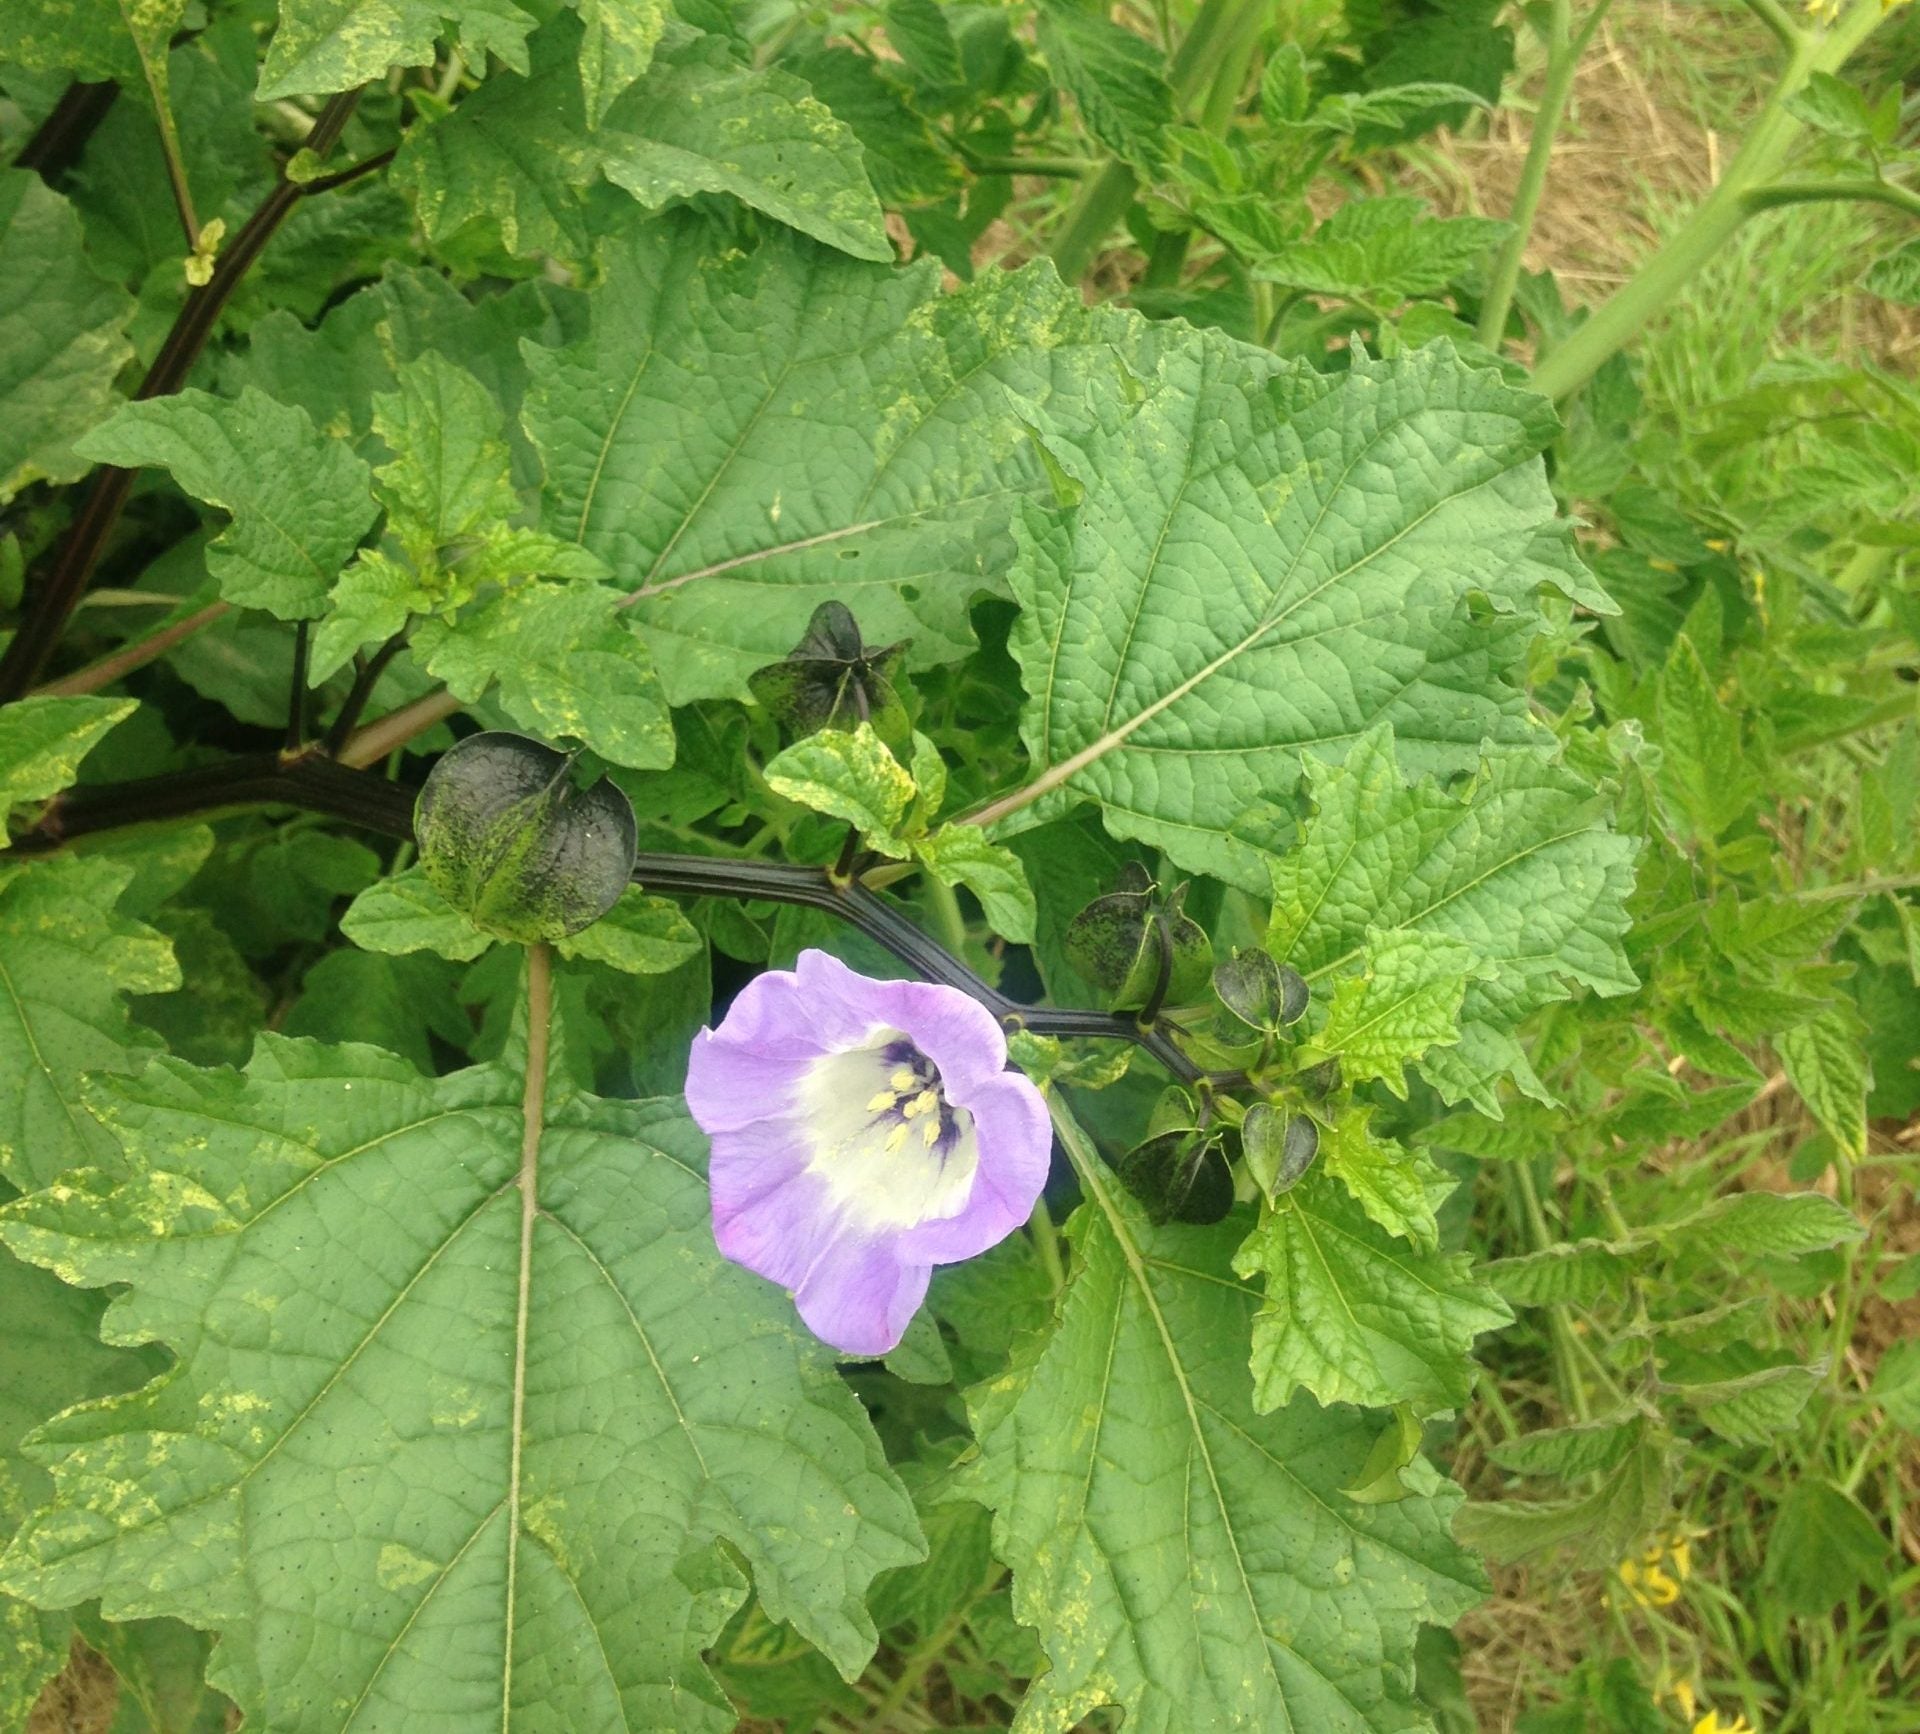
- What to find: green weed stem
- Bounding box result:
[1477,0,1617,348]
[1530,0,1887,401]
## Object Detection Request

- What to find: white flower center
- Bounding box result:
[796,1028,980,1232]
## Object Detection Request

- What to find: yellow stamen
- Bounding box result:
[922,1117,941,1147]
[867,1090,900,1114]
[889,1067,916,1093]
[885,1122,910,1154]
[902,1089,939,1120]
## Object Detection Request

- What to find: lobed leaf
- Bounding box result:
[0,1036,924,1729]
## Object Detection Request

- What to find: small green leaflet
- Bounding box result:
[1776,1003,1870,1161]
[259,0,538,100]
[1035,5,1173,170]
[75,388,378,621]
[0,172,136,500]
[962,1111,1486,1732]
[1317,1104,1454,1250]
[523,220,1093,704]
[0,855,180,1192]
[1267,725,1638,1112]
[0,1037,924,1730]
[1311,929,1478,1096]
[1670,1362,1822,1446]
[1252,197,1509,302]
[412,581,673,770]
[393,17,889,265]
[0,696,134,828]
[1003,331,1608,890]
[341,864,494,961]
[1656,1189,1864,1260]
[1233,1172,1511,1415]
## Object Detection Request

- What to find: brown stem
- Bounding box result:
[0,89,368,703]
[32,600,231,697]
[337,687,463,769]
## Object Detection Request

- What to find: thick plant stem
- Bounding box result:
[1530,0,1885,400]
[1477,0,1613,348]
[503,941,551,1724]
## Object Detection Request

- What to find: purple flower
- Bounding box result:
[686,949,1052,1356]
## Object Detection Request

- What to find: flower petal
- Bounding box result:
[896,1071,1052,1264]
[707,1115,840,1291]
[792,1235,931,1358]
[793,949,1009,1091]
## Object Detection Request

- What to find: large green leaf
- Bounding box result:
[523,220,1092,705]
[0,696,134,827]
[393,18,888,265]
[0,1033,923,1730]
[75,388,378,621]
[0,172,136,499]
[1002,334,1604,890]
[1267,726,1637,1112]
[0,856,179,1193]
[4,0,180,83]
[962,1108,1485,1733]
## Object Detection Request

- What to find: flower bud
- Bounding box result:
[414,731,637,943]
[1214,949,1309,1031]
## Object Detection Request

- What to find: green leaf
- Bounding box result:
[0,171,136,498]
[394,19,888,263]
[1251,197,1508,301]
[1776,1003,1870,1162]
[371,350,521,570]
[554,885,701,974]
[1487,1417,1638,1479]
[576,0,671,126]
[1869,1339,1920,1433]
[2,0,179,84]
[259,0,538,99]
[1005,334,1597,891]
[1654,633,1757,838]
[1658,1190,1864,1260]
[764,722,916,850]
[524,221,1087,704]
[0,696,134,825]
[0,855,179,1192]
[340,863,493,962]
[0,1037,924,1724]
[1761,1481,1890,1618]
[1035,7,1172,170]
[75,388,378,621]
[1268,726,1637,1112]
[962,1123,1486,1732]
[1784,70,1873,138]
[912,826,1037,944]
[1865,239,1920,307]
[1312,929,1476,1097]
[1455,1432,1670,1565]
[73,1611,231,1734]
[1670,1362,1822,1446]
[413,580,673,770]
[1232,1171,1511,1414]
[1487,1240,1634,1306]
[1317,1104,1454,1250]
[783,46,963,209]
[597,33,891,263]
[1,1237,169,1734]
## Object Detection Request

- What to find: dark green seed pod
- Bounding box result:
[1116,1127,1234,1226]
[1214,949,1309,1030]
[415,731,637,944]
[1242,1106,1320,1198]
[1064,867,1213,1015]
[746,600,911,748]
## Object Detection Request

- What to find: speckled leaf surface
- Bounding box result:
[0,172,136,499]
[1232,1171,1512,1415]
[0,1037,923,1731]
[1267,726,1637,1111]
[524,221,1095,705]
[75,388,379,621]
[962,1124,1485,1734]
[0,696,134,821]
[1003,332,1597,890]
[0,856,179,1193]
[259,0,538,100]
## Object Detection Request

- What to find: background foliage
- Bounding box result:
[1,0,1917,1730]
